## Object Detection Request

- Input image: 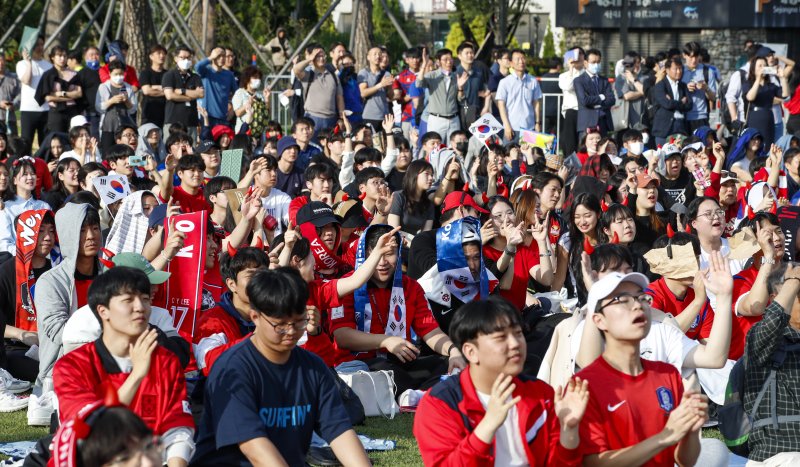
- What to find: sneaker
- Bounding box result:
[27,392,54,426]
[0,390,29,413]
[0,368,32,394]
[398,389,425,408]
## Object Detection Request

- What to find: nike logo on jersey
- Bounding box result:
[607,400,627,412]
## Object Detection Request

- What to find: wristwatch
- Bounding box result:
[504,246,517,256]
[61,91,67,98]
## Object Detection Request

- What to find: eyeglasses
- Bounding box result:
[697,209,726,220]
[120,132,137,139]
[598,292,650,314]
[261,316,309,335]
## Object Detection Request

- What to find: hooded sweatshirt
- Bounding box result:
[34,203,99,388]
[136,123,166,163]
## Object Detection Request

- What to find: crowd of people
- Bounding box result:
[0,29,799,467]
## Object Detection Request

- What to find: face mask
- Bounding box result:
[455,142,468,154]
[588,62,601,75]
[250,79,261,89]
[628,142,644,156]
[111,75,124,85]
[86,60,100,70]
[641,133,650,145]
[343,66,355,75]
[178,59,191,70]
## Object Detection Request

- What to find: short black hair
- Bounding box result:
[104,144,134,163]
[590,243,634,275]
[166,131,192,149]
[420,132,442,147]
[532,171,563,190]
[221,247,270,284]
[114,124,137,141]
[176,154,205,172]
[291,117,314,134]
[246,268,309,319]
[449,296,522,351]
[81,206,101,229]
[621,129,643,143]
[403,47,421,59]
[435,48,452,61]
[80,407,152,467]
[355,167,385,189]
[683,41,702,56]
[88,267,151,321]
[107,60,125,73]
[735,212,780,236]
[586,48,602,59]
[353,147,383,174]
[204,176,235,203]
[78,162,107,187]
[68,190,101,210]
[174,45,194,56]
[365,224,394,252]
[456,41,475,55]
[686,196,719,228]
[305,162,335,181]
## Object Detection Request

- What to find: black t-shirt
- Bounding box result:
[389,191,435,235]
[276,165,305,199]
[385,168,405,193]
[192,342,352,467]
[139,67,167,127]
[77,67,101,115]
[161,69,203,126]
[659,170,696,208]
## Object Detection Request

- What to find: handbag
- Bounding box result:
[610,99,629,131]
[339,370,398,419]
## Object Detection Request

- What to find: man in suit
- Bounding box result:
[652,57,692,146]
[574,48,615,140]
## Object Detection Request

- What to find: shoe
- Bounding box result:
[0,368,32,394]
[0,390,29,413]
[27,392,54,426]
[305,446,341,466]
[398,389,425,408]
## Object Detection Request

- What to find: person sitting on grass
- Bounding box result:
[414,296,588,466]
[191,268,371,467]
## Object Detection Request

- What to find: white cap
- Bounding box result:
[681,141,705,154]
[69,115,89,129]
[586,272,650,315]
[661,143,682,157]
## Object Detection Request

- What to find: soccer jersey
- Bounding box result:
[482,242,540,311]
[159,185,210,213]
[645,278,714,340]
[578,357,684,466]
[300,279,349,367]
[194,292,256,375]
[730,265,764,360]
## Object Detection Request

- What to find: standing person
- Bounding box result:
[358,46,393,131]
[651,58,691,146]
[96,61,137,156]
[574,48,615,138]
[292,43,344,135]
[497,49,542,142]
[36,46,84,135]
[191,268,372,467]
[195,47,237,131]
[140,44,168,128]
[77,46,102,138]
[265,27,292,70]
[414,297,588,466]
[614,53,647,130]
[17,36,52,147]
[98,41,140,91]
[743,55,789,149]
[578,272,707,466]
[416,48,463,141]
[0,55,21,136]
[455,42,491,131]
[162,46,204,142]
[539,57,562,134]
[223,48,240,86]
[681,42,717,132]
[339,53,363,124]
[231,66,270,134]
[488,48,511,120]
[559,47,584,156]
[393,47,421,139]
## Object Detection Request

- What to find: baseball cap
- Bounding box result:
[333,199,369,229]
[586,272,649,315]
[681,141,705,155]
[755,46,774,58]
[661,143,682,158]
[720,170,738,185]
[112,252,171,285]
[637,172,660,189]
[195,140,219,154]
[297,201,339,227]
[148,204,169,230]
[277,136,300,157]
[441,191,489,215]
[69,115,89,129]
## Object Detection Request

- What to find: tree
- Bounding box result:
[452,0,537,48]
[121,0,157,72]
[541,21,555,58]
[352,0,374,69]
[45,0,70,47]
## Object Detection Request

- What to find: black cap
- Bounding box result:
[296,201,339,227]
[195,140,219,154]
[755,46,774,58]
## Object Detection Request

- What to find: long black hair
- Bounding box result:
[568,193,602,305]
[401,159,434,215]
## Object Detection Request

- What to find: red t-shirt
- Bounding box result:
[300,279,350,367]
[730,265,763,360]
[75,278,93,308]
[159,185,210,213]
[645,278,714,340]
[331,275,438,360]
[288,196,309,227]
[193,304,251,375]
[482,242,540,311]
[578,357,684,466]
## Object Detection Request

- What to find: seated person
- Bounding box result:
[191,268,371,466]
[54,266,195,467]
[288,163,336,227]
[158,154,211,213]
[332,225,467,395]
[578,271,707,466]
[741,263,800,464]
[414,296,587,466]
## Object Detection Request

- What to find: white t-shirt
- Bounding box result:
[16,59,52,112]
[261,188,291,236]
[476,391,528,467]
[62,304,177,354]
[699,238,747,310]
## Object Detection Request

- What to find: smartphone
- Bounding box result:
[762,66,777,75]
[128,155,146,167]
[692,169,711,187]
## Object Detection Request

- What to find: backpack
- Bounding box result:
[289,63,340,124]
[718,341,800,457]
[719,69,747,128]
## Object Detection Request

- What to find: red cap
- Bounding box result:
[441,191,489,214]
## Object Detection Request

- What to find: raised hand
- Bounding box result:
[482,374,522,432]
[164,153,178,172]
[457,72,469,89]
[306,305,320,334]
[581,251,598,290]
[283,226,301,247]
[373,226,401,256]
[382,113,395,134]
[480,218,497,244]
[503,221,526,248]
[700,250,733,297]
[530,212,550,243]
[163,217,186,260]
[555,377,590,429]
[129,328,158,379]
[446,160,461,180]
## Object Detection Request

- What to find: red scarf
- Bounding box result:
[299,221,344,272]
[14,209,54,332]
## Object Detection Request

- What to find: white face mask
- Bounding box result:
[110,75,124,85]
[628,142,644,156]
[641,133,650,145]
[251,79,261,89]
[177,58,192,70]
[587,62,601,75]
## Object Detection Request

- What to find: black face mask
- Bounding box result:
[455,142,468,154]
[342,66,356,77]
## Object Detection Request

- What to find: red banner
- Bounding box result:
[159,210,207,338]
[15,209,54,332]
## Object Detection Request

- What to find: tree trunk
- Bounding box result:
[122,0,156,72]
[352,0,374,69]
[189,0,216,53]
[45,0,70,48]
[497,0,508,48]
